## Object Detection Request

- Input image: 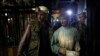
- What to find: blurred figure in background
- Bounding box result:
[51,9,61,32]
[73,12,87,56]
[27,7,40,56]
[18,10,40,56]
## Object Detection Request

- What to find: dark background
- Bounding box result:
[0,0,100,56]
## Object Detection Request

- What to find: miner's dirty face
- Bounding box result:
[39,13,47,21]
[61,18,68,26]
[78,15,85,23]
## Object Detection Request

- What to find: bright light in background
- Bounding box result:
[32,8,35,10]
[56,19,59,22]
[66,10,73,16]
[5,13,7,16]
[11,18,13,20]
[8,18,10,22]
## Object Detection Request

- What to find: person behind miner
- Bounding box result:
[75,12,87,56]
[38,7,52,56]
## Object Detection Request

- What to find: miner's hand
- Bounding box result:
[59,48,66,56]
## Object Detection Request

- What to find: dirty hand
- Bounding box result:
[59,48,67,55]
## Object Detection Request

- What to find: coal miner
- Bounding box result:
[51,16,80,56]
[18,7,40,56]
[38,6,52,56]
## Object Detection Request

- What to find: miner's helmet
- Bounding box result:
[78,12,86,18]
[37,6,49,17]
[37,6,49,21]
[39,6,49,14]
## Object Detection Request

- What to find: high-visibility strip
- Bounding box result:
[8,48,13,56]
